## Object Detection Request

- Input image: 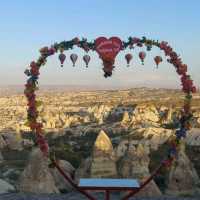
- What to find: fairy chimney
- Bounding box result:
[119,143,162,197]
[18,148,59,193]
[90,130,117,178]
[166,142,200,195]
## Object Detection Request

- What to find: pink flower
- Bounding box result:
[159,41,168,49]
[177,64,187,75]
[48,47,56,55]
[131,37,140,44]
[191,86,197,93]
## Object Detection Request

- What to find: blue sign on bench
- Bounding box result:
[79,178,140,189]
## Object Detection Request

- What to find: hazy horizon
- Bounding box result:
[0,84,187,91]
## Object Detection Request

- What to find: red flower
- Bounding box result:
[191,86,197,93]
[25,82,33,88]
[29,121,37,130]
[40,47,49,56]
[159,41,168,49]
[30,67,39,76]
[165,47,173,56]
[182,77,194,93]
[170,51,178,59]
[131,37,140,44]
[30,61,37,68]
[177,64,187,75]
[36,133,49,155]
[48,47,56,55]
[40,143,49,156]
[30,61,40,76]
[28,100,36,108]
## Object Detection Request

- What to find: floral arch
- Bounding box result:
[24,36,197,199]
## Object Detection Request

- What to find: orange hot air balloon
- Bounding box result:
[83,55,90,67]
[125,53,133,67]
[139,51,146,65]
[70,53,78,66]
[58,53,66,67]
[154,56,162,68]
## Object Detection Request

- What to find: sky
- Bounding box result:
[0,0,200,89]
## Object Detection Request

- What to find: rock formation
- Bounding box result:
[18,148,59,193]
[158,106,173,124]
[21,138,34,148]
[88,105,112,125]
[50,160,75,192]
[90,130,117,178]
[121,111,131,126]
[0,151,3,163]
[116,139,150,160]
[131,105,160,126]
[76,130,117,179]
[75,157,92,179]
[187,128,200,146]
[119,143,162,197]
[142,127,173,150]
[0,135,7,149]
[1,133,22,150]
[166,142,200,196]
[0,179,15,193]
[0,87,200,196]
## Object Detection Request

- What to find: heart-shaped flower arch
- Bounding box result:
[24,36,197,198]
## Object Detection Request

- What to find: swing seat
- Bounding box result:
[78,178,140,200]
[79,178,140,190]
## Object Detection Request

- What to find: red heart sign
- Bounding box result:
[95,37,122,60]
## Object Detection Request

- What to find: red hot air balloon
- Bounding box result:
[58,53,66,67]
[139,51,146,65]
[70,53,78,66]
[83,55,90,67]
[125,53,133,67]
[154,56,162,68]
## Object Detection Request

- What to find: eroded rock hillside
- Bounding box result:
[0,87,200,197]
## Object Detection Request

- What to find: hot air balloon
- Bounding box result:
[139,51,146,65]
[70,53,78,66]
[83,55,90,67]
[154,56,162,68]
[58,53,66,67]
[125,53,133,67]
